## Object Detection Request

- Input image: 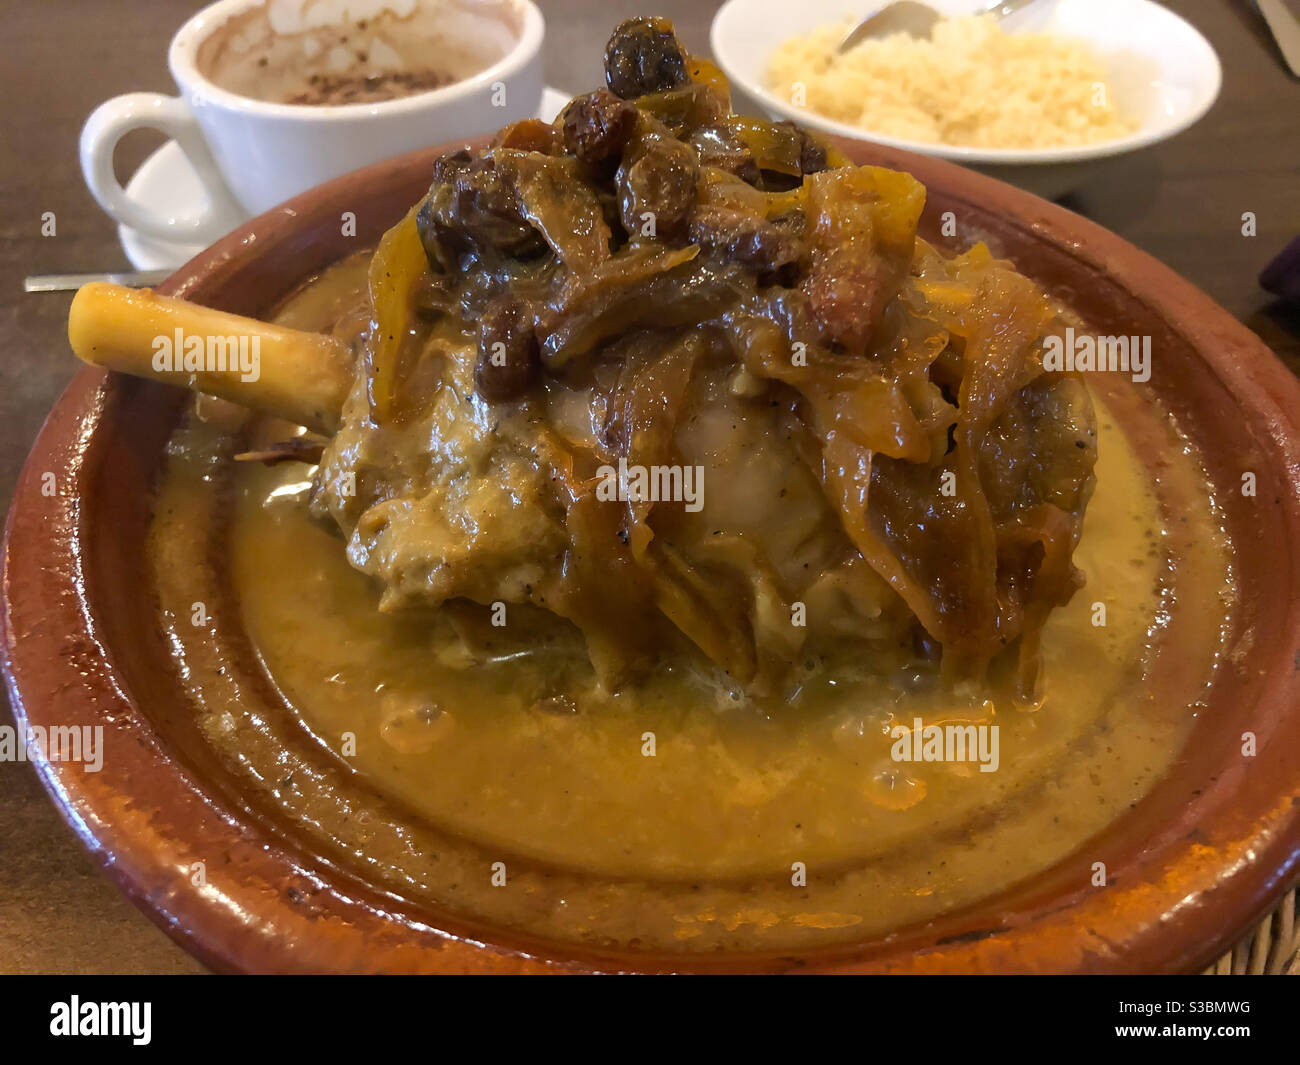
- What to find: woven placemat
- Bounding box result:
[1204,885,1299,975]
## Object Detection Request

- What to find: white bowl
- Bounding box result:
[710,0,1222,198]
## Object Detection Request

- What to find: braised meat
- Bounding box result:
[310,18,1097,698]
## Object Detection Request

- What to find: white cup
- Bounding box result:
[80,0,544,244]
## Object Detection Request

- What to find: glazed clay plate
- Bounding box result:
[3,138,1299,974]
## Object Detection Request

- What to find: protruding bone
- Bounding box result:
[68,283,352,434]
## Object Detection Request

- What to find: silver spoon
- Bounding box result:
[24,269,172,293]
[839,0,1042,53]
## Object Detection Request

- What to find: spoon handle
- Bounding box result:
[980,0,1041,19]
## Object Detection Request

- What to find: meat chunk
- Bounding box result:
[800,166,924,351]
[417,152,545,262]
[688,205,801,272]
[333,18,1096,698]
[689,124,760,184]
[617,130,699,239]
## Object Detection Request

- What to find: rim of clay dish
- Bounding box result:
[3,138,1299,974]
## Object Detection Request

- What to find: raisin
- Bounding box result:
[476,297,540,401]
[604,17,690,99]
[561,90,639,164]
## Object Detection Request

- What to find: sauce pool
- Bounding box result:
[145,258,1237,951]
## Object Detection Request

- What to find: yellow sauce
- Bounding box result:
[146,262,1236,952]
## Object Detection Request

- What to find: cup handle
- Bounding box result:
[80,92,246,245]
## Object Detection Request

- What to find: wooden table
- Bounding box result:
[0,0,1296,973]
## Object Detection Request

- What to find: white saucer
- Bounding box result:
[119,86,574,271]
